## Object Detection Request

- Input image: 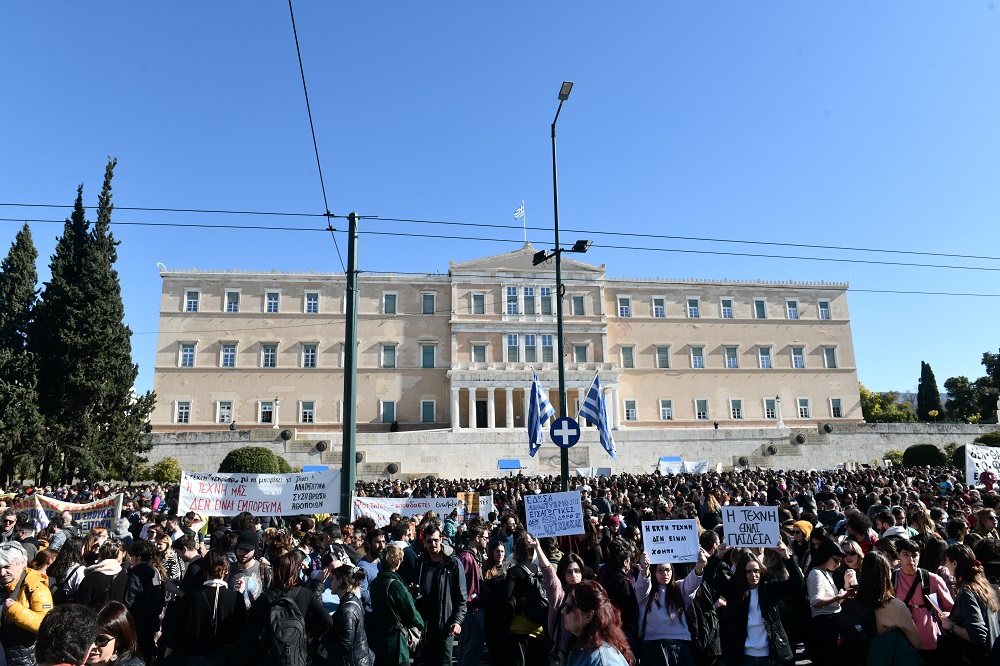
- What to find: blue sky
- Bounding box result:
[2,2,999,397]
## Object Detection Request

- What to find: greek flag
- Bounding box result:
[514,202,525,219]
[527,371,555,457]
[579,372,616,460]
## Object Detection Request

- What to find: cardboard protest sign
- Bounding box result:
[967,443,1000,487]
[642,519,699,563]
[352,495,496,524]
[179,469,341,516]
[722,505,780,548]
[524,491,584,538]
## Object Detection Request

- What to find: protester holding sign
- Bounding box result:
[635,547,708,666]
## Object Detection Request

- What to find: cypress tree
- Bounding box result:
[0,224,43,484]
[917,361,943,422]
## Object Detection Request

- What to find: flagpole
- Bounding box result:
[522,200,526,243]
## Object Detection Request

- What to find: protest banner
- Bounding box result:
[16,494,125,532]
[642,519,699,564]
[524,491,584,538]
[455,492,480,524]
[352,495,496,524]
[10,495,49,531]
[721,505,780,548]
[967,443,1000,487]
[179,469,341,516]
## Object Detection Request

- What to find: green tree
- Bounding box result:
[902,444,947,467]
[0,224,44,484]
[32,160,155,484]
[884,449,904,467]
[219,447,281,474]
[150,457,182,484]
[979,350,1000,421]
[859,383,918,423]
[917,362,943,422]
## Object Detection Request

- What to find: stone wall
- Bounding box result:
[147,422,999,479]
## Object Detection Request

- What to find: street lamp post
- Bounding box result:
[553,81,573,492]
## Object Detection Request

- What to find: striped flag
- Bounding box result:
[578,372,616,460]
[514,202,525,219]
[527,371,555,457]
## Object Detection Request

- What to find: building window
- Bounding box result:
[524,335,537,363]
[381,401,396,424]
[225,291,240,313]
[524,287,535,315]
[472,344,487,363]
[383,293,397,315]
[573,345,588,363]
[259,401,274,424]
[266,292,280,313]
[721,299,734,319]
[659,399,673,420]
[621,346,635,369]
[541,335,554,362]
[506,334,519,362]
[791,346,805,369]
[759,346,772,369]
[571,296,585,316]
[730,399,744,420]
[185,291,199,313]
[652,297,665,318]
[221,344,237,368]
[302,344,317,368]
[176,401,191,424]
[262,344,277,368]
[824,347,838,369]
[754,299,767,319]
[695,399,709,420]
[725,347,739,369]
[305,292,319,314]
[540,287,552,315]
[655,346,670,369]
[691,346,704,369]
[300,401,315,424]
[786,300,798,320]
[819,300,831,320]
[506,287,518,315]
[797,398,811,419]
[687,298,700,318]
[422,293,435,315]
[831,398,843,418]
[764,398,777,419]
[618,297,631,318]
[421,344,435,368]
[382,345,397,368]
[180,343,196,368]
[218,401,233,424]
[624,400,637,421]
[421,400,435,423]
[472,293,486,315]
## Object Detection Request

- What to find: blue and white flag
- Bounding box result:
[527,371,555,457]
[578,372,616,460]
[514,202,525,219]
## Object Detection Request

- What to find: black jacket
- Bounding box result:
[704,554,804,666]
[75,569,127,610]
[170,582,246,655]
[416,551,468,632]
[326,592,374,666]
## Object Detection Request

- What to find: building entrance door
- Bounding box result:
[475,400,488,428]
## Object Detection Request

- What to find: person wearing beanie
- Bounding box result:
[791,520,814,571]
[226,529,271,609]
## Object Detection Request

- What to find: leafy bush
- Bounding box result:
[219,447,280,474]
[275,455,293,474]
[884,450,904,467]
[953,445,966,469]
[150,457,182,484]
[973,431,1000,447]
[902,443,947,467]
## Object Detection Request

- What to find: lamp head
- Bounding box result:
[532,250,551,266]
[571,239,592,253]
[558,81,574,101]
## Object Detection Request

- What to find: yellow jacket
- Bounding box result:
[3,568,52,633]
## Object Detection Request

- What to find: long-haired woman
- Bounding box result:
[47,538,87,605]
[939,544,1000,664]
[634,548,708,666]
[536,537,591,664]
[324,560,375,666]
[851,551,921,649]
[87,602,143,666]
[806,539,852,666]
[561,580,634,666]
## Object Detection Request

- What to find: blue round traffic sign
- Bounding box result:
[550,417,581,449]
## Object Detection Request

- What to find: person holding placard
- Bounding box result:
[531,532,589,665]
[703,539,803,666]
[634,548,708,666]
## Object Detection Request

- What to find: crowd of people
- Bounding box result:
[2,464,1000,666]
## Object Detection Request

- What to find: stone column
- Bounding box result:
[610,386,620,429]
[505,388,515,428]
[468,388,477,429]
[487,388,496,429]
[451,387,460,430]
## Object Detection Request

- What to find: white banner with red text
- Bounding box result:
[352,495,495,525]
[179,469,341,516]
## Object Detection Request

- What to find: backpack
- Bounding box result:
[262,589,308,666]
[891,568,933,614]
[517,563,549,625]
[835,598,877,665]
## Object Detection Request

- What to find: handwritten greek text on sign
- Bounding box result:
[722,506,780,548]
[642,519,699,564]
[524,491,584,538]
[353,496,496,524]
[967,443,1000,486]
[179,469,341,516]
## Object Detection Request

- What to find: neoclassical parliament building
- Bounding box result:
[151,243,862,434]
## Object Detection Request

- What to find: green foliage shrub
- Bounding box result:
[218,446,280,474]
[902,443,947,467]
[150,457,182,483]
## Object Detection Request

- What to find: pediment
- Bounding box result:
[449,242,605,275]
